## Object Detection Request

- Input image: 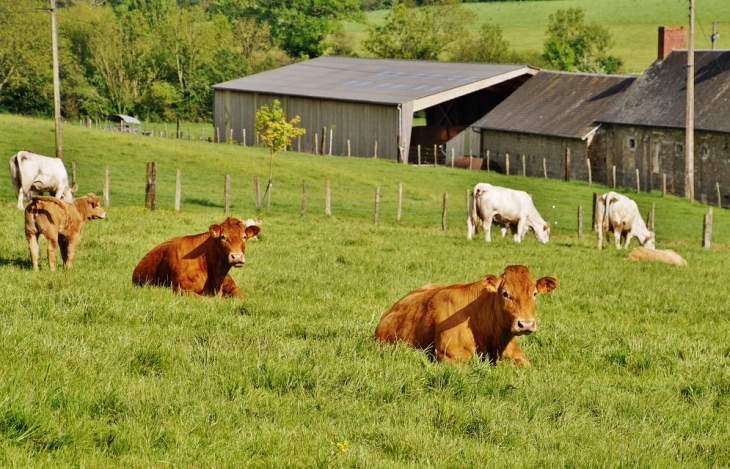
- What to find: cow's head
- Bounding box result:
[79,193,106,220]
[642,231,656,250]
[481,265,557,336]
[209,217,261,268]
[534,222,551,244]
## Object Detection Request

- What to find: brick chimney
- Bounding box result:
[658,26,686,60]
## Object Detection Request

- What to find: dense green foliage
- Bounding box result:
[1,115,730,466]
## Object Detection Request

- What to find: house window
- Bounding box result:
[628,137,637,151]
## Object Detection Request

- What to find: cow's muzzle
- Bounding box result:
[229,252,245,267]
[513,319,537,335]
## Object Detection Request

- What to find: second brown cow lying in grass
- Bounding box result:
[132,217,260,298]
[24,193,107,271]
[375,265,557,366]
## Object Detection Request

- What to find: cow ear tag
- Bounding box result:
[209,224,221,238]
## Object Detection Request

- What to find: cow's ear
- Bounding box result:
[537,277,558,294]
[71,185,78,193]
[481,275,501,292]
[209,224,221,238]
[543,222,550,232]
[245,225,261,240]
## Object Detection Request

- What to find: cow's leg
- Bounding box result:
[17,189,25,210]
[501,337,530,367]
[220,274,244,299]
[613,230,622,249]
[514,218,527,243]
[482,213,493,242]
[500,226,507,238]
[60,235,75,269]
[624,232,634,249]
[26,233,40,270]
[46,236,59,271]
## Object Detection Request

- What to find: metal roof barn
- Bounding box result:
[212,56,536,162]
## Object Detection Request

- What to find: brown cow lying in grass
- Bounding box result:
[132,217,260,298]
[375,265,557,366]
[628,247,687,266]
[25,193,106,271]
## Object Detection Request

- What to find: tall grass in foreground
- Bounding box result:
[0,115,729,467]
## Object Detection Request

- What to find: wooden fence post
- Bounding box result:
[486,150,490,172]
[505,153,510,176]
[254,176,261,211]
[374,140,378,159]
[145,162,156,210]
[636,168,640,193]
[565,148,571,181]
[243,129,246,147]
[374,187,380,226]
[224,175,230,216]
[469,149,473,171]
[325,179,331,216]
[702,206,713,249]
[586,158,592,185]
[301,180,306,217]
[418,145,421,166]
[612,165,617,188]
[347,139,351,157]
[314,133,319,155]
[397,182,403,223]
[71,162,76,188]
[451,148,454,169]
[321,127,326,155]
[174,169,181,212]
[442,193,448,231]
[543,157,547,179]
[103,164,109,207]
[577,206,583,239]
[717,181,722,208]
[329,128,333,155]
[165,123,169,139]
[647,202,655,232]
[229,128,233,144]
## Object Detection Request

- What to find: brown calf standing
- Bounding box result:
[375,265,557,366]
[25,193,107,271]
[132,217,260,298]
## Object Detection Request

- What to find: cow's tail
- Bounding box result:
[469,187,482,237]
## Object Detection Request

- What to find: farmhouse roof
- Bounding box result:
[472,71,636,140]
[212,56,536,111]
[600,50,730,133]
[106,114,141,125]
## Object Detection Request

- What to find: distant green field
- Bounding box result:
[346,0,730,73]
[1,115,729,467]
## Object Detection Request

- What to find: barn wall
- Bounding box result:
[480,130,600,182]
[213,90,401,161]
[607,124,730,205]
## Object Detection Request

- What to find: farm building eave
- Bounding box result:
[472,70,636,139]
[212,56,537,112]
[599,50,730,133]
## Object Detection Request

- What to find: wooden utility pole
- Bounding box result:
[711,21,720,49]
[50,0,63,158]
[685,0,695,201]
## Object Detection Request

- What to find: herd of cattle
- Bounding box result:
[9,150,687,366]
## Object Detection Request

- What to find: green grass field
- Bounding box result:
[345,0,730,73]
[1,114,729,467]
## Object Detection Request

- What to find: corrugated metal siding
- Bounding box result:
[214,90,400,160]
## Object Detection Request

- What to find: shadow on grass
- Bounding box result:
[0,255,33,269]
[184,198,222,208]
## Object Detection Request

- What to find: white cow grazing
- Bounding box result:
[467,183,550,243]
[596,191,655,250]
[9,151,75,210]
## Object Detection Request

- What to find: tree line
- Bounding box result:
[0,0,620,123]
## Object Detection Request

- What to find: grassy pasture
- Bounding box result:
[345,0,730,73]
[1,114,730,467]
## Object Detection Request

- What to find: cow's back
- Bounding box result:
[25,196,75,235]
[375,284,444,348]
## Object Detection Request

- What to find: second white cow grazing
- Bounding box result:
[596,191,655,250]
[467,183,550,243]
[9,151,75,210]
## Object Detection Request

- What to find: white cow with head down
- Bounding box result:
[9,151,75,210]
[596,191,655,250]
[467,183,550,244]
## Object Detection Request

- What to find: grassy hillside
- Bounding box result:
[1,115,729,467]
[347,0,730,73]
